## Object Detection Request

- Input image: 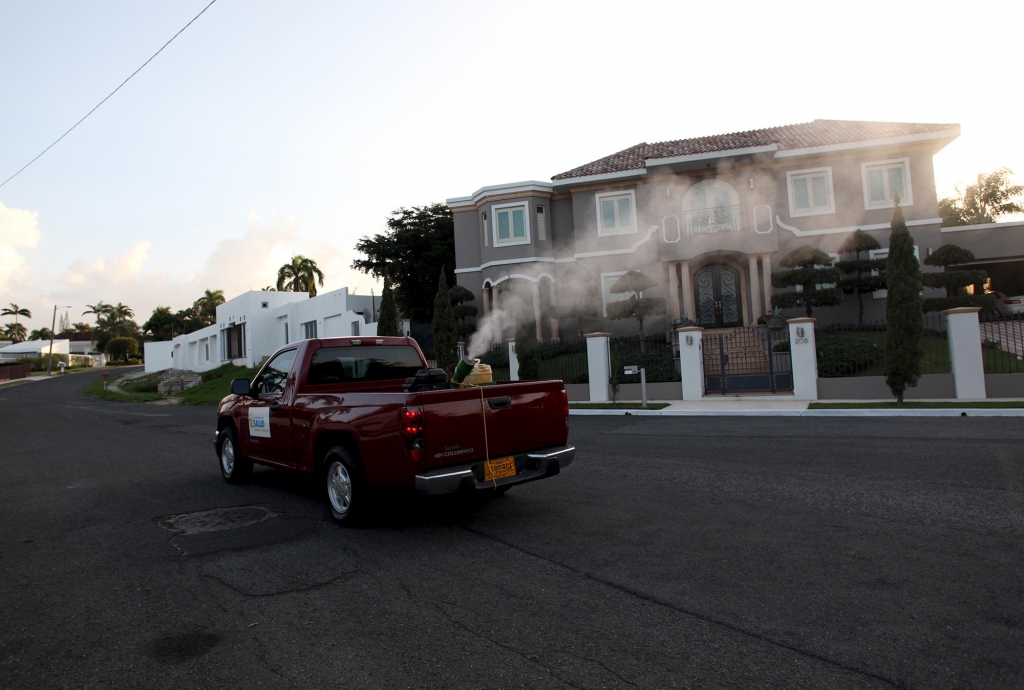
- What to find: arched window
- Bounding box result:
[683,180,741,235]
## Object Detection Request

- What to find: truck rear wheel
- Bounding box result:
[324,446,363,524]
[218,427,252,484]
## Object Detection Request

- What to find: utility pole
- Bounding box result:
[47,305,72,376]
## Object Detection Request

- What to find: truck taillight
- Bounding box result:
[561,389,569,426]
[400,406,425,461]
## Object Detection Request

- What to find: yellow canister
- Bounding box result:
[464,363,493,385]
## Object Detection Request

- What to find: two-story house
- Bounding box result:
[447,119,963,341]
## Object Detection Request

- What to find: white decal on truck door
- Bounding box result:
[248,407,271,438]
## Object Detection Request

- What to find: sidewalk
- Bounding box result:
[571,396,1024,417]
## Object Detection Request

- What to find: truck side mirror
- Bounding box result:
[230,378,253,396]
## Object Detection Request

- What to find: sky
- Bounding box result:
[1,0,1022,332]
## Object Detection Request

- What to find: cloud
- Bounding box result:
[45,211,381,324]
[0,202,41,293]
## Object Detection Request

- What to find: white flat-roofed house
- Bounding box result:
[0,339,71,360]
[144,287,380,373]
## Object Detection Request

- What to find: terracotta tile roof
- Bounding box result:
[56,331,96,342]
[552,119,958,181]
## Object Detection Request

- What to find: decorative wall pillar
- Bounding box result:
[677,327,704,400]
[585,332,611,402]
[548,281,560,343]
[507,338,519,381]
[680,261,694,322]
[532,282,544,343]
[491,287,501,343]
[482,287,491,316]
[944,307,986,399]
[787,317,818,400]
[761,254,773,315]
[747,255,763,322]
[667,262,681,324]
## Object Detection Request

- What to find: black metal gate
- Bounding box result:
[703,327,793,394]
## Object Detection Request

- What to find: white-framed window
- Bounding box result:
[492,202,530,246]
[600,271,631,317]
[481,212,488,247]
[862,158,913,209]
[596,190,637,237]
[536,205,547,242]
[302,320,318,339]
[869,245,920,299]
[786,167,834,217]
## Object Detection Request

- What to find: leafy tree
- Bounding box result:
[57,312,70,334]
[195,289,225,327]
[143,306,177,341]
[82,302,112,325]
[262,286,277,291]
[29,328,53,341]
[606,271,666,350]
[449,285,478,340]
[836,230,885,326]
[431,270,459,372]
[71,322,93,332]
[351,204,456,322]
[883,197,924,404]
[552,264,600,338]
[771,246,843,317]
[105,336,139,362]
[939,168,1024,226]
[376,273,400,336]
[514,307,541,380]
[2,303,31,325]
[921,244,993,312]
[277,255,325,296]
[3,322,27,342]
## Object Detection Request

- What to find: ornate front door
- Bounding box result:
[694,265,742,328]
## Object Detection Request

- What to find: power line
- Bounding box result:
[0,0,218,190]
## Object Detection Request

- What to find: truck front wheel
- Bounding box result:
[324,446,363,524]
[218,427,252,484]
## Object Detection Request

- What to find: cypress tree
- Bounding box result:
[431,269,459,372]
[883,196,924,404]
[514,305,541,380]
[836,230,885,326]
[376,272,400,336]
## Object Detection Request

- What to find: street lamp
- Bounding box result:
[47,305,73,376]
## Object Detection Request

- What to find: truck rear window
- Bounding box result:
[306,346,424,385]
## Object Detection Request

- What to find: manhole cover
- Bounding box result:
[158,506,274,535]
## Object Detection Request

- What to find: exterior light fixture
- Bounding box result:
[685,335,693,345]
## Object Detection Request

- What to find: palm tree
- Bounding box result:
[2,303,31,325]
[82,302,112,326]
[195,289,225,326]
[71,322,93,332]
[277,255,325,297]
[3,323,27,342]
[29,327,53,341]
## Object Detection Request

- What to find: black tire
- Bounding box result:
[323,446,364,524]
[218,427,252,484]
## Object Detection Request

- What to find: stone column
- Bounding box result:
[747,255,763,322]
[532,282,544,343]
[787,317,818,401]
[761,254,773,315]
[482,287,491,316]
[667,262,681,324]
[677,327,704,400]
[507,338,519,381]
[680,260,694,322]
[585,332,611,402]
[944,307,986,399]
[491,287,501,343]
[548,281,561,343]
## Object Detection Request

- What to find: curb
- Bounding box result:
[570,408,1024,417]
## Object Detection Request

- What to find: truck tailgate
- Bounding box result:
[416,381,568,470]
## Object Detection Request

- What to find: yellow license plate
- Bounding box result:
[484,456,517,481]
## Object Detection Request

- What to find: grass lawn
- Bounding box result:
[570,402,671,410]
[179,364,260,405]
[83,379,165,403]
[809,401,1024,409]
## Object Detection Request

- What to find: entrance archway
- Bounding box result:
[694,264,743,328]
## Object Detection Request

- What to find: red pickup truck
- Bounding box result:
[215,336,575,523]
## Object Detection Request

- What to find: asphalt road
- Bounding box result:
[2,371,1023,689]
